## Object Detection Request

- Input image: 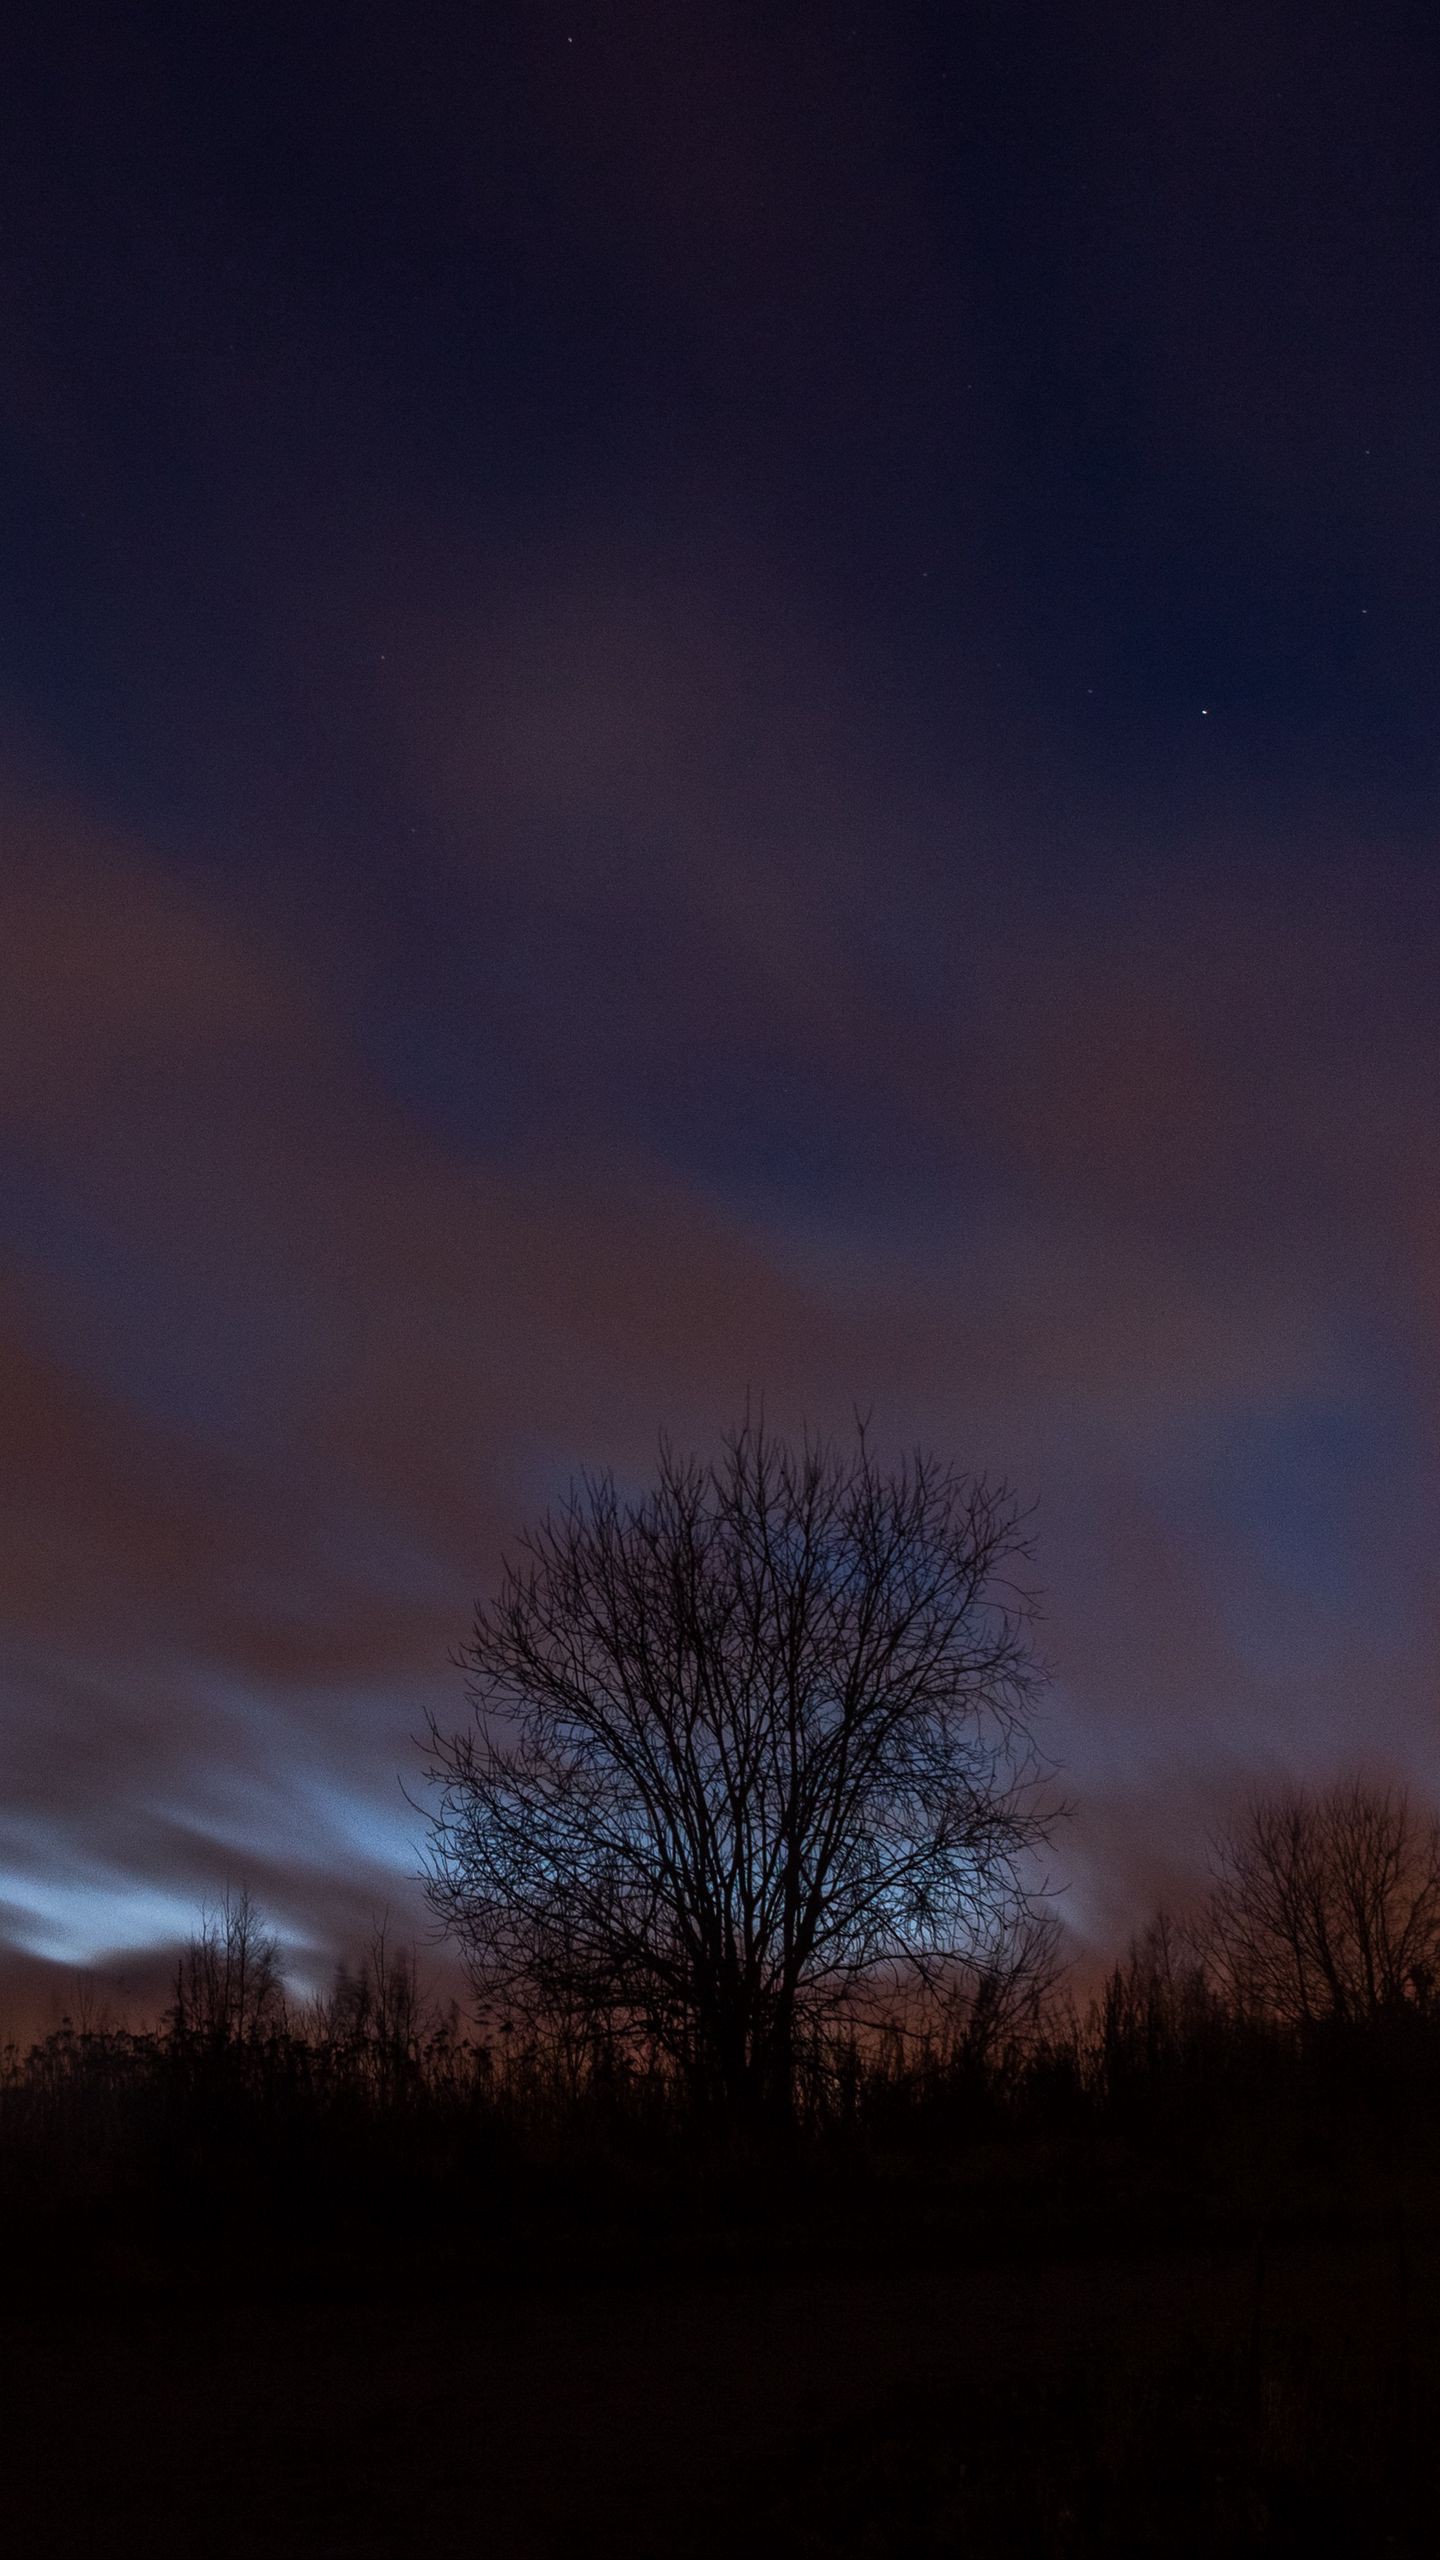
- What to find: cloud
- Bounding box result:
[4,610,1440,2009]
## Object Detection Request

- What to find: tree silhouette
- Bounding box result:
[422,1417,1052,2120]
[1200,1778,1440,2028]
[171,1887,284,2047]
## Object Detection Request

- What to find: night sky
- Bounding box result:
[5,1,1440,2014]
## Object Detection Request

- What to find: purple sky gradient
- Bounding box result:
[3,4,1439,2025]
[4,714,1438,2019]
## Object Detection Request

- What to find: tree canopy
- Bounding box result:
[422,1418,1053,2117]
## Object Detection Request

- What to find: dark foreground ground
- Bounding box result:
[4,2220,1435,2558]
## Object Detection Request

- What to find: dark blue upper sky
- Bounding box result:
[11,3,1440,824]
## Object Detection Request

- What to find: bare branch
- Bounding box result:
[421,1416,1055,2119]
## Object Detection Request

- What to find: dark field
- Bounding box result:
[8,1985,1440,2555]
[6,2214,1437,2556]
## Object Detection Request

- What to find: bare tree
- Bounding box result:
[321,1919,429,2097]
[938,1907,1065,2075]
[422,1417,1053,2121]
[1200,1779,1440,2029]
[171,1888,285,2046]
[1090,1910,1225,2097]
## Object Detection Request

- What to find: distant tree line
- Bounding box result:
[5,1774,1440,2201]
[7,1781,1440,2151]
[9,1414,1440,2301]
